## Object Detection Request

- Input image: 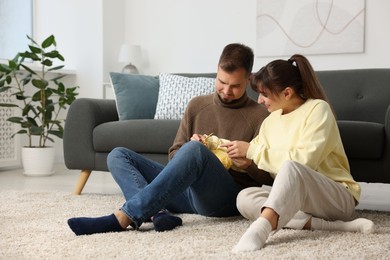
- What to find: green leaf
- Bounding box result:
[11,129,28,138]
[0,63,11,73]
[21,121,32,128]
[29,45,42,54]
[20,64,38,76]
[16,93,28,100]
[48,130,63,139]
[9,60,18,70]
[47,119,61,126]
[27,35,38,45]
[30,125,44,135]
[66,86,79,94]
[45,136,55,143]
[42,59,53,66]
[0,102,18,107]
[50,74,66,83]
[6,75,12,84]
[0,86,12,93]
[58,82,65,92]
[32,79,48,89]
[32,91,41,102]
[45,109,53,120]
[44,50,59,58]
[26,117,38,127]
[20,51,40,61]
[57,53,64,61]
[41,35,55,48]
[48,65,64,72]
[22,104,32,116]
[7,117,24,123]
[21,75,32,86]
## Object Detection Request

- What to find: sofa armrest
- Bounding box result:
[63,98,118,170]
[386,104,390,136]
[384,104,390,180]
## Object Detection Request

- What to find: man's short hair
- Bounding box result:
[218,43,254,76]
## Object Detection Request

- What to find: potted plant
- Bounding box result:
[0,35,78,176]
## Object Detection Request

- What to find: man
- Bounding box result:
[67,43,272,235]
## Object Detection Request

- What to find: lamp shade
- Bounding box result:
[118,44,142,64]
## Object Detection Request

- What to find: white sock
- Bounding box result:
[232,217,272,253]
[311,217,374,234]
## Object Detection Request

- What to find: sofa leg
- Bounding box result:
[73,170,92,195]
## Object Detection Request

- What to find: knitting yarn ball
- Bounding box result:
[211,149,232,169]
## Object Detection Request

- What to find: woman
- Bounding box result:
[222,54,374,252]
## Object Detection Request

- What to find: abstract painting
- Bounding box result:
[256,0,365,57]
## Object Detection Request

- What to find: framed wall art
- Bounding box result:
[256,0,365,57]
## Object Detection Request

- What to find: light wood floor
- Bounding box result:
[0,163,121,195]
[0,163,389,212]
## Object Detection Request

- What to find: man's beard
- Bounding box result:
[218,93,233,103]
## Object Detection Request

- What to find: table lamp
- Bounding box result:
[118,44,141,74]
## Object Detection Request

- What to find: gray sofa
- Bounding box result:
[63,69,390,194]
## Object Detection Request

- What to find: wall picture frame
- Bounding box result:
[256,0,365,57]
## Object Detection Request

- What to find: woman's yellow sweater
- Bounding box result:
[247,99,360,202]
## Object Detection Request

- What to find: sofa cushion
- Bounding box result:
[93,119,181,153]
[338,120,384,159]
[110,72,159,120]
[154,73,215,120]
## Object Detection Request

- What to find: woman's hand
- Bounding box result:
[221,141,250,158]
[222,141,252,170]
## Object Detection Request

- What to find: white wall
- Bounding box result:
[34,0,103,99]
[31,0,389,163]
[35,0,390,98]
[125,0,390,74]
[34,0,104,162]
[103,0,125,82]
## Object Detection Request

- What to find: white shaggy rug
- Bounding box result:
[1,190,389,259]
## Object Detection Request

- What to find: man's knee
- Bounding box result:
[108,147,124,161]
[183,140,205,150]
[180,141,210,157]
[107,147,134,168]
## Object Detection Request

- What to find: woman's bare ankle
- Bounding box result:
[260,208,279,230]
[303,217,312,230]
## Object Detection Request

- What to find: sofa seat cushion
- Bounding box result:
[338,120,384,159]
[93,119,181,153]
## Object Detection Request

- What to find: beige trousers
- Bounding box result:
[236,161,357,230]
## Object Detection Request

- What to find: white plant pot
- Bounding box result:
[22,146,55,176]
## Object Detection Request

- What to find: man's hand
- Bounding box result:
[190,134,206,143]
[231,157,252,170]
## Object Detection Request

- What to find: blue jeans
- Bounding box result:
[107,141,242,229]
